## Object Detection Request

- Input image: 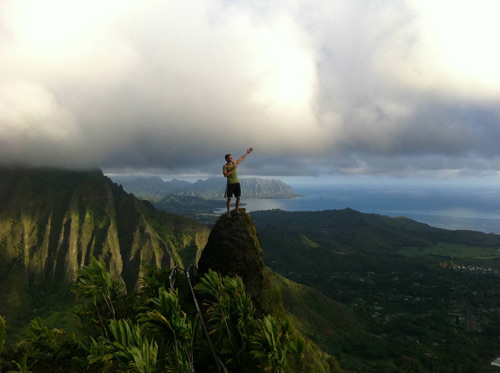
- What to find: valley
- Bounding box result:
[2,167,500,371]
[251,209,500,371]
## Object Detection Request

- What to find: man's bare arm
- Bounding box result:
[223,164,236,177]
[235,147,253,165]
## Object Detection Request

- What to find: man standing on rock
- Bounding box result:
[223,147,253,217]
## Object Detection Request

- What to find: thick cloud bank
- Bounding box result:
[1,0,499,178]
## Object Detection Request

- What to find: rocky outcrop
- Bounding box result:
[0,167,210,293]
[197,208,265,307]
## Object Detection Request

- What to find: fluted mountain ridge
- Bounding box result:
[0,167,210,303]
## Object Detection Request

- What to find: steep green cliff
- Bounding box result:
[0,167,210,320]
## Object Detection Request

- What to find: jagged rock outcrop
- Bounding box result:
[197,209,265,307]
[196,209,341,372]
[0,167,210,295]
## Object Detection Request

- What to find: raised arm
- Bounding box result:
[235,147,253,165]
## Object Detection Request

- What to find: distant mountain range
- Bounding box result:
[110,175,301,199]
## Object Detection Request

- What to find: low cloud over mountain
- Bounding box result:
[1,1,500,179]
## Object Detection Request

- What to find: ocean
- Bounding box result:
[230,183,500,234]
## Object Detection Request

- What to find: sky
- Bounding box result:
[1,0,500,182]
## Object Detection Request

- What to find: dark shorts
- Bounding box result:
[226,183,241,198]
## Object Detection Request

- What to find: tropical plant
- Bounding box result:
[72,257,122,338]
[140,265,171,299]
[87,319,158,373]
[8,354,32,373]
[3,263,321,372]
[17,317,64,348]
[251,315,293,373]
[139,287,197,372]
[195,269,257,371]
[12,317,64,372]
[288,335,306,372]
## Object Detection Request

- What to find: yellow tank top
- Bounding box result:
[226,165,239,184]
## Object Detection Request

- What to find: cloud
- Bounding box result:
[1,0,499,178]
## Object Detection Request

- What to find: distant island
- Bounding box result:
[109,175,302,224]
[110,175,301,200]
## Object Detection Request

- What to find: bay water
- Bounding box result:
[220,183,500,234]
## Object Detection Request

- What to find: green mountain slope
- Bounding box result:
[6,168,500,371]
[252,208,500,272]
[251,209,500,371]
[0,181,344,372]
[0,167,210,335]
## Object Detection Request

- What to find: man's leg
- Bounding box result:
[233,184,242,214]
[226,197,231,213]
[235,197,241,213]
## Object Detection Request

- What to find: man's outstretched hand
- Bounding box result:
[247,147,253,153]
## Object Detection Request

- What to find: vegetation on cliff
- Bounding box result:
[0,169,340,371]
[0,167,209,341]
[0,258,338,372]
[197,209,340,371]
[10,167,500,370]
